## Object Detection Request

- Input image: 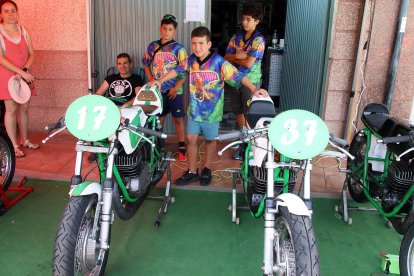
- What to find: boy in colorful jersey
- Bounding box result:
[142,14,189,161]
[151,26,268,186]
[224,1,265,159]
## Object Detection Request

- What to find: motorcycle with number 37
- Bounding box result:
[217,97,340,276]
[46,85,174,275]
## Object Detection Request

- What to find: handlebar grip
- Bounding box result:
[380,135,411,144]
[216,131,241,141]
[45,117,65,132]
[329,134,348,147]
[136,126,167,139]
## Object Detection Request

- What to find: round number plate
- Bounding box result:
[268,109,329,160]
[65,95,121,141]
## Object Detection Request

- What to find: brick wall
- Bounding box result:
[17,0,88,132]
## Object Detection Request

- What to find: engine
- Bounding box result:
[246,164,297,214]
[115,146,150,198]
[382,160,414,213]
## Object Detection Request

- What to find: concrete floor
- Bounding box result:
[15,132,346,197]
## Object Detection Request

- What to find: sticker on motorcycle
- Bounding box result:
[65,95,121,141]
[268,109,329,160]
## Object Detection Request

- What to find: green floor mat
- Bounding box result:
[0,179,402,275]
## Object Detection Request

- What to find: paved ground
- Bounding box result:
[14,132,346,198]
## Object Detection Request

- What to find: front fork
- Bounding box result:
[263,139,277,274]
[99,143,117,250]
[72,141,117,251]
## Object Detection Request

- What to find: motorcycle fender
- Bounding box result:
[69,181,102,201]
[275,193,311,217]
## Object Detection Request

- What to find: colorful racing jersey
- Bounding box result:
[225,30,265,84]
[142,39,188,94]
[176,52,245,123]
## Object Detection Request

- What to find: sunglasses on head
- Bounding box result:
[163,14,177,23]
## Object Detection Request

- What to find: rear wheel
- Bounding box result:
[400,223,414,276]
[273,207,320,275]
[0,129,15,192]
[346,133,368,203]
[52,195,110,276]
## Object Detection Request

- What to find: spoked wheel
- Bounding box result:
[400,223,414,276]
[0,129,15,192]
[273,207,320,276]
[346,133,368,203]
[53,195,110,276]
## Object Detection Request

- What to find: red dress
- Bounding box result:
[0,25,29,100]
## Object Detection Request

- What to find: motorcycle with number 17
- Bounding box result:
[46,85,174,275]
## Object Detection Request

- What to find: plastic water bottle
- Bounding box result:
[272,30,278,49]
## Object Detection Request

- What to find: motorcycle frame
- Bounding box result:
[241,137,311,219]
[69,114,164,250]
[351,127,414,218]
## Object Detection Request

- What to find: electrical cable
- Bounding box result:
[351,0,376,133]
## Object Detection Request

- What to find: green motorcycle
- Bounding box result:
[47,85,174,275]
[217,96,334,275]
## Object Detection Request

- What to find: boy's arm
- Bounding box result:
[241,76,268,97]
[148,70,178,88]
[95,81,109,96]
[231,55,256,69]
[143,65,154,82]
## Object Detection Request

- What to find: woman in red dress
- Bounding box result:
[0,0,37,157]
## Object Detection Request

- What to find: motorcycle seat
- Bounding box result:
[362,103,389,133]
[246,96,276,129]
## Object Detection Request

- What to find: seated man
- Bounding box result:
[89,53,144,162]
[96,53,144,107]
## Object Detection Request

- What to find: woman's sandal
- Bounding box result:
[23,140,40,149]
[14,146,25,157]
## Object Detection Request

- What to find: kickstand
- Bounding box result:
[0,176,33,216]
[225,169,249,225]
[334,180,377,225]
[148,160,175,228]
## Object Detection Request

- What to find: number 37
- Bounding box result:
[280,119,318,146]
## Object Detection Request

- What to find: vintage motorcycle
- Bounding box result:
[217,96,334,275]
[336,103,414,275]
[341,103,414,232]
[48,85,175,275]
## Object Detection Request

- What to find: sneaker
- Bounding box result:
[200,167,212,186]
[88,153,98,163]
[232,149,241,160]
[177,151,188,161]
[175,169,199,186]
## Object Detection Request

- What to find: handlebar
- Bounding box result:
[45,117,66,132]
[378,135,412,144]
[216,131,242,141]
[122,119,167,139]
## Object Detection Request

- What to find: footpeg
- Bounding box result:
[339,168,351,173]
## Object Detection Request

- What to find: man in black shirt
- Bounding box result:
[96,53,144,107]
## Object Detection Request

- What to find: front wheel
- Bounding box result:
[0,129,15,192]
[273,207,320,276]
[52,195,110,276]
[400,223,414,276]
[346,133,368,203]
